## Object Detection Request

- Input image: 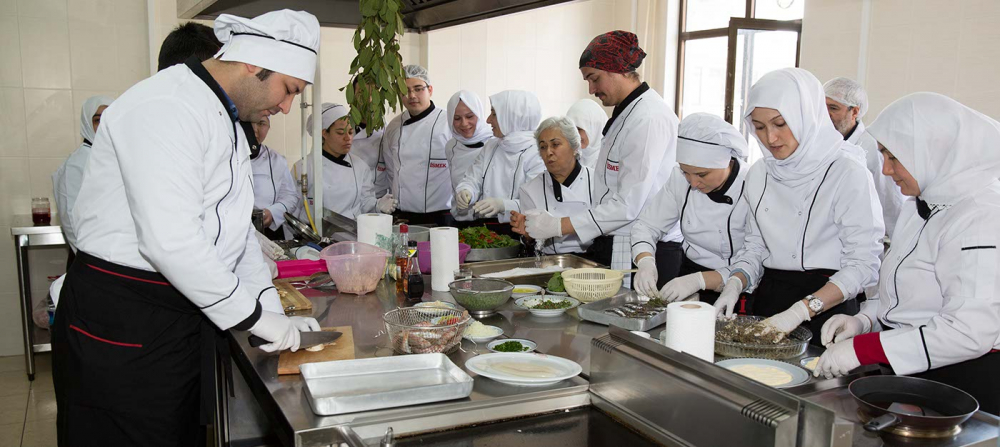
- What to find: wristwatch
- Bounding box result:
[806,295,824,314]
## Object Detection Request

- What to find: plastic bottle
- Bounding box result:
[395,224,409,294]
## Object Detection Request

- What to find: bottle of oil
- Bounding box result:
[406,241,424,300]
[395,224,409,294]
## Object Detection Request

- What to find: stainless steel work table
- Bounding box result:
[10,214,65,381]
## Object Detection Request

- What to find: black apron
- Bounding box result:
[393,209,453,227]
[53,251,220,447]
[587,238,682,286]
[907,351,1000,416]
[675,255,720,305]
[743,267,859,347]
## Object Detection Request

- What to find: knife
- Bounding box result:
[248,331,343,350]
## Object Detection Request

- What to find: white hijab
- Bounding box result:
[867,92,1000,206]
[566,99,607,162]
[80,95,113,143]
[676,112,748,169]
[447,90,493,146]
[743,68,864,185]
[489,90,541,153]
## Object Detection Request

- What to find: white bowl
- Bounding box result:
[511,284,543,298]
[487,338,537,353]
[463,325,504,343]
[515,296,580,318]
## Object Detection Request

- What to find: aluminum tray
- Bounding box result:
[462,254,605,287]
[464,244,522,262]
[300,353,473,416]
[577,291,666,331]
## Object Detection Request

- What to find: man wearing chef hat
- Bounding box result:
[52,10,321,446]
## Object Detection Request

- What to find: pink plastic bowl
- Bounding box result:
[416,241,471,275]
[319,241,390,295]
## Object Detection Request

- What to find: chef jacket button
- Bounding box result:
[765,208,769,212]
[792,254,797,259]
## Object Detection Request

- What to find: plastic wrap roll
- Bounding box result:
[662,301,716,362]
[356,213,392,249]
[430,227,460,291]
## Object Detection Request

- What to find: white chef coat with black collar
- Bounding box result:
[294,151,375,220]
[848,120,904,239]
[631,159,750,269]
[446,137,491,221]
[456,137,546,223]
[71,61,282,329]
[52,141,93,251]
[519,163,594,254]
[380,103,453,212]
[351,126,383,172]
[250,144,300,233]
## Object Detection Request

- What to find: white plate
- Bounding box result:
[465,353,582,386]
[294,246,321,261]
[463,325,503,343]
[511,284,543,298]
[515,296,580,317]
[715,358,810,389]
[487,338,537,353]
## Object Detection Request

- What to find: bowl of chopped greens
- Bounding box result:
[459,226,522,262]
[515,296,580,317]
[545,272,568,295]
[448,278,514,317]
[487,338,537,353]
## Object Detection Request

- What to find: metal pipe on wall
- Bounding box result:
[311,62,323,236]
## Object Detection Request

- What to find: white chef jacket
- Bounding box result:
[631,160,750,269]
[380,103,453,213]
[848,120,904,239]
[71,62,282,330]
[52,142,92,251]
[857,189,1000,375]
[352,126,383,172]
[456,137,546,224]
[446,138,491,221]
[294,152,375,220]
[519,163,594,254]
[250,144,300,233]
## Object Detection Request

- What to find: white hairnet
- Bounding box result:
[676,113,748,169]
[80,95,113,143]
[823,77,869,119]
[404,64,430,85]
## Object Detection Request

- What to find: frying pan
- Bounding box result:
[849,376,979,438]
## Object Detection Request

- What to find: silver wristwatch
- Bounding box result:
[806,295,824,314]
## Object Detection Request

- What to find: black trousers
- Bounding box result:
[676,256,721,305]
[744,268,859,347]
[910,351,1000,416]
[586,238,682,286]
[53,252,211,447]
[393,209,453,227]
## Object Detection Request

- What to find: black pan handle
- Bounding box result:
[863,413,900,432]
[248,335,268,348]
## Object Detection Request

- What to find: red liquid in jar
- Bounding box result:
[32,211,50,225]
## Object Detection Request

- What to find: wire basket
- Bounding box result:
[383,308,471,355]
[715,316,812,360]
[562,268,624,303]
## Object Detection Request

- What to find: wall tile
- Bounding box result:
[0,16,22,87]
[0,157,30,225]
[113,0,146,25]
[962,0,1000,20]
[67,0,112,26]
[869,0,914,29]
[115,23,150,92]
[0,293,24,356]
[16,0,65,19]
[0,227,16,292]
[28,158,63,208]
[0,88,27,157]
[18,18,72,90]
[23,89,76,159]
[69,21,119,91]
[0,0,16,16]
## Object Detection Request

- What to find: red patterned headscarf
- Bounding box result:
[579,31,646,74]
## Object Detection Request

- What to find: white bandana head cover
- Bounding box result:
[867,92,1000,205]
[214,10,320,83]
[447,90,493,145]
[80,95,113,143]
[676,112,748,169]
[306,103,349,137]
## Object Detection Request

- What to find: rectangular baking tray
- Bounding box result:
[577,291,667,331]
[300,353,473,416]
[462,254,605,287]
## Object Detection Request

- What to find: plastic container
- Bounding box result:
[319,241,390,295]
[276,259,327,279]
[416,241,472,274]
[561,268,624,302]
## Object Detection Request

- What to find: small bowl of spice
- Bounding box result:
[515,296,580,318]
[488,339,537,353]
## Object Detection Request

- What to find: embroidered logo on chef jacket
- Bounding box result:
[429,161,448,169]
[605,160,620,172]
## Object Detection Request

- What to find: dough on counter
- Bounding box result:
[305,341,337,352]
[726,364,793,387]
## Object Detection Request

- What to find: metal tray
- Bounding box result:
[300,353,473,416]
[464,244,522,262]
[462,254,605,287]
[577,291,666,331]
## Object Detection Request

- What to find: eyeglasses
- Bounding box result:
[406,85,428,96]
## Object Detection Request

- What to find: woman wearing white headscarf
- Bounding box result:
[716,68,884,345]
[630,113,751,304]
[814,93,1000,414]
[455,90,545,231]
[446,90,494,223]
[294,103,390,220]
[566,99,608,170]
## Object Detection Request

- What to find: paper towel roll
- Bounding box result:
[430,227,460,291]
[663,301,716,362]
[357,213,392,250]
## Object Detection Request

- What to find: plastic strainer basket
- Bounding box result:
[561,268,624,302]
[383,308,471,355]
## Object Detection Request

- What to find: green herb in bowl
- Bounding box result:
[546,272,565,293]
[458,226,519,249]
[493,341,529,352]
[531,300,572,310]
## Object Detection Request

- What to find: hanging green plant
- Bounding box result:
[342,0,408,133]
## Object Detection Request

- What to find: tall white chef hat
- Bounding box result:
[214,10,320,83]
[306,103,349,137]
[676,113,748,169]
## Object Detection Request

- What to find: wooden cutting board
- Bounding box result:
[277,326,355,375]
[273,277,314,313]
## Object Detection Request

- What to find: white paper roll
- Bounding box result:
[663,301,716,362]
[356,213,392,250]
[430,227,460,292]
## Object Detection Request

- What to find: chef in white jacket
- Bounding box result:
[523,31,682,288]
[53,11,321,445]
[455,90,545,232]
[716,68,884,346]
[515,117,594,254]
[825,77,904,238]
[565,98,608,170]
[295,103,388,220]
[815,93,1000,415]
[631,113,750,304]
[250,115,300,240]
[349,78,385,173]
[379,64,453,225]
[446,90,494,224]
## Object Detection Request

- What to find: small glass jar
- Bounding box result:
[31,198,51,225]
[453,267,473,281]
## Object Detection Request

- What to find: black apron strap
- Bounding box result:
[675,255,721,305]
[653,241,683,289]
[747,268,859,346]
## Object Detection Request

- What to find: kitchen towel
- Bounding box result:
[430,227,460,291]
[357,213,393,251]
[662,301,715,362]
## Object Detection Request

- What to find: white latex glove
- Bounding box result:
[821,314,866,346]
[472,197,505,217]
[249,311,321,353]
[633,256,659,298]
[456,190,473,210]
[814,339,861,379]
[714,276,744,317]
[762,300,811,335]
[377,193,398,214]
[524,210,563,240]
[659,272,706,302]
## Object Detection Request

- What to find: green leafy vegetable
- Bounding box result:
[493,341,529,352]
[458,226,518,249]
[531,300,571,310]
[546,272,565,292]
